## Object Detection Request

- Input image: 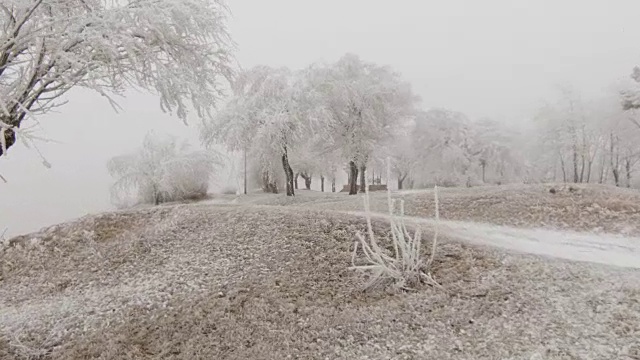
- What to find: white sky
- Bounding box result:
[2,0,640,237]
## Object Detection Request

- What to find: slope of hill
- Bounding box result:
[1,185,640,359]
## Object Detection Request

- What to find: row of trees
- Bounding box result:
[200,54,540,197]
[401,87,640,190]
[107,74,640,207]
[200,54,417,196]
[392,109,528,189]
[529,87,640,188]
[201,54,640,197]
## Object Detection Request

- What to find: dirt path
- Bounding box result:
[342,210,640,269]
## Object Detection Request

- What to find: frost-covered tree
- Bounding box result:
[604,109,640,187]
[201,66,316,196]
[107,132,218,207]
[473,118,527,184]
[290,144,320,190]
[411,109,481,187]
[532,88,604,184]
[0,0,234,158]
[621,67,640,130]
[374,118,417,190]
[391,143,417,190]
[515,85,640,187]
[306,54,417,194]
[527,88,640,185]
[317,150,341,192]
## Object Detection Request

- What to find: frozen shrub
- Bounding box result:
[108,133,219,207]
[350,159,440,291]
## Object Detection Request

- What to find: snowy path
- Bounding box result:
[341,211,640,269]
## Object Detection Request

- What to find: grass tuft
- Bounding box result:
[350,158,441,291]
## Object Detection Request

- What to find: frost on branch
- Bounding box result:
[0,0,234,157]
[621,67,640,112]
[107,132,219,208]
[305,54,418,194]
[200,66,315,196]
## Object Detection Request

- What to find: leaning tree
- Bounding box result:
[0,0,234,158]
[306,54,417,194]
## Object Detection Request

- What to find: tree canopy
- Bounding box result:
[0,0,234,157]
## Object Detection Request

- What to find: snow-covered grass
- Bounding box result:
[2,184,640,359]
[350,184,441,291]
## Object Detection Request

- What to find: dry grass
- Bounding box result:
[1,200,640,359]
[350,186,441,291]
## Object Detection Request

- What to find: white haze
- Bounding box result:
[2,0,640,237]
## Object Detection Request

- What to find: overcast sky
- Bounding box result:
[2,0,640,237]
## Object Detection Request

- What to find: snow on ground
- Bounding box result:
[1,184,639,359]
[274,183,640,236]
[346,211,640,269]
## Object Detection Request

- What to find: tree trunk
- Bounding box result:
[321,176,325,192]
[281,147,295,196]
[153,184,161,205]
[599,151,606,184]
[262,171,271,193]
[572,145,579,183]
[262,171,278,194]
[559,154,567,183]
[304,176,311,190]
[610,133,620,187]
[586,159,593,183]
[397,173,407,190]
[243,149,247,195]
[299,172,311,190]
[0,127,16,158]
[294,173,299,190]
[359,164,366,193]
[348,161,358,195]
[579,154,586,183]
[481,163,486,183]
[626,159,632,188]
[331,178,336,192]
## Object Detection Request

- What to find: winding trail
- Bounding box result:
[341,210,640,269]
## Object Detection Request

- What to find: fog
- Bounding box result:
[2,0,640,237]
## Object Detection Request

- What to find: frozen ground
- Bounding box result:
[1,184,639,359]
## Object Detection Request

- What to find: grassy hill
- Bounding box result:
[1,184,639,359]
